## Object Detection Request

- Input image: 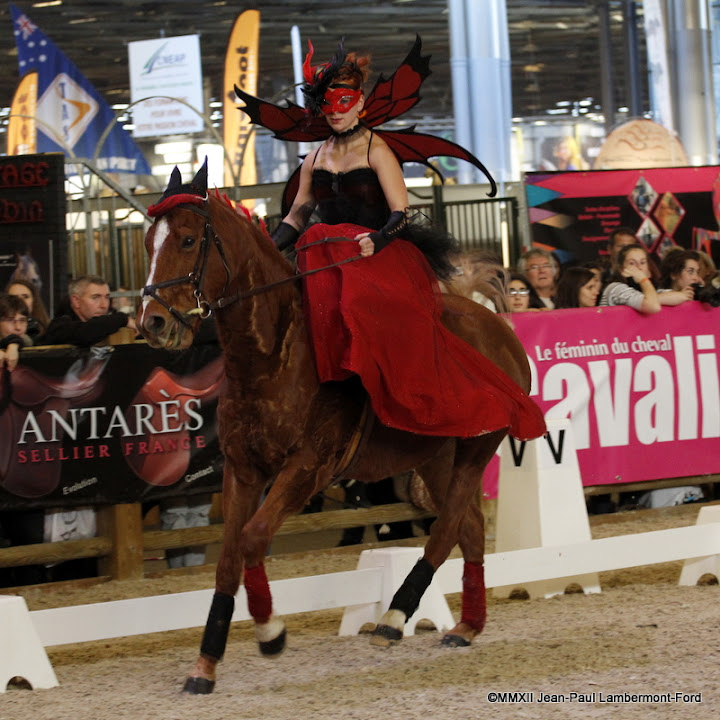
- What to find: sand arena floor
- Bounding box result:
[1,502,719,720]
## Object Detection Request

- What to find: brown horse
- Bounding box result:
[138,166,535,694]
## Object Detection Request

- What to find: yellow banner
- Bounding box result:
[223,9,259,190]
[7,73,37,156]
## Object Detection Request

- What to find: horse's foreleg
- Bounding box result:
[238,449,331,658]
[243,563,287,656]
[184,466,265,695]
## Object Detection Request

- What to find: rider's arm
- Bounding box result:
[357,140,408,254]
[272,154,317,250]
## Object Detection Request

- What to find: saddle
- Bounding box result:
[123,356,227,486]
[0,352,110,498]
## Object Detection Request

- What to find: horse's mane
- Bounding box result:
[205,191,296,275]
[203,192,300,356]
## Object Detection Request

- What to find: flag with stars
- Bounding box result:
[9,4,150,174]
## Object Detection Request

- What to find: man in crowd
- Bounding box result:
[603,227,638,281]
[42,275,137,346]
[517,248,559,308]
[37,274,137,581]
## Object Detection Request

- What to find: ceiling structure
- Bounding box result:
[0,1,645,132]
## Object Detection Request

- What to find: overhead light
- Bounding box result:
[32,1,62,7]
[152,163,192,177]
[155,141,192,155]
[163,152,193,164]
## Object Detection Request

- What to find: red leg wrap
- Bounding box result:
[460,561,486,632]
[244,564,272,624]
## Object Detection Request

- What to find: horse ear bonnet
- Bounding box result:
[148,157,209,217]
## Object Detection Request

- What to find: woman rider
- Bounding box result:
[248,39,545,441]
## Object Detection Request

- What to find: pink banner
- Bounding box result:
[482,303,720,498]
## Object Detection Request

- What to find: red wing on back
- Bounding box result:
[377,128,498,197]
[234,85,331,142]
[281,163,304,218]
[363,35,430,127]
[235,34,497,205]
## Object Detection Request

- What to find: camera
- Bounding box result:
[691,282,720,307]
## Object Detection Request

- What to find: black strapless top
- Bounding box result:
[312,167,391,230]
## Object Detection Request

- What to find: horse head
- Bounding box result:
[138,161,287,350]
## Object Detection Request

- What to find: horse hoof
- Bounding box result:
[370,624,403,647]
[259,628,287,657]
[441,634,471,648]
[183,676,215,694]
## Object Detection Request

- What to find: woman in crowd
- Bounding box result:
[237,38,544,440]
[555,266,601,308]
[599,243,693,313]
[658,249,703,293]
[505,273,541,312]
[0,293,45,585]
[5,279,50,342]
[0,293,32,371]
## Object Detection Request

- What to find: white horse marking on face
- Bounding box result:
[142,218,170,309]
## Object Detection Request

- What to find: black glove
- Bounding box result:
[367,210,407,253]
[272,221,300,251]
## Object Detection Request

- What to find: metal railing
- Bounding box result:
[65,174,522,291]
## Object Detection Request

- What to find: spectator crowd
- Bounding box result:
[480,228,720,315]
[451,228,718,515]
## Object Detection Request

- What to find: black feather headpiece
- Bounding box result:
[301,39,360,116]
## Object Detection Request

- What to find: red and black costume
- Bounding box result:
[235,37,544,440]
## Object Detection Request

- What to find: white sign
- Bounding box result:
[128,35,204,138]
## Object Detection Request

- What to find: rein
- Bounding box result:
[210,239,361,310]
[142,200,363,325]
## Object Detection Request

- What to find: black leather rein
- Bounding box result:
[142,201,362,327]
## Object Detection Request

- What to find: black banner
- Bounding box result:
[0,342,225,509]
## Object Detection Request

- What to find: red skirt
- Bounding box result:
[296,223,545,440]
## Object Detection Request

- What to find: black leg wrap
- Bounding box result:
[200,592,235,660]
[389,557,435,619]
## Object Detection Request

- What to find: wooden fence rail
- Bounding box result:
[0,502,435,580]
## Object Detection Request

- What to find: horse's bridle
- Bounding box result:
[142,201,233,328]
[142,199,362,328]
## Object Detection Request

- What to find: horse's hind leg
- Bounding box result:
[184,464,266,694]
[441,499,486,647]
[371,431,504,647]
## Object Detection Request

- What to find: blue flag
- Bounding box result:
[10,4,151,174]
